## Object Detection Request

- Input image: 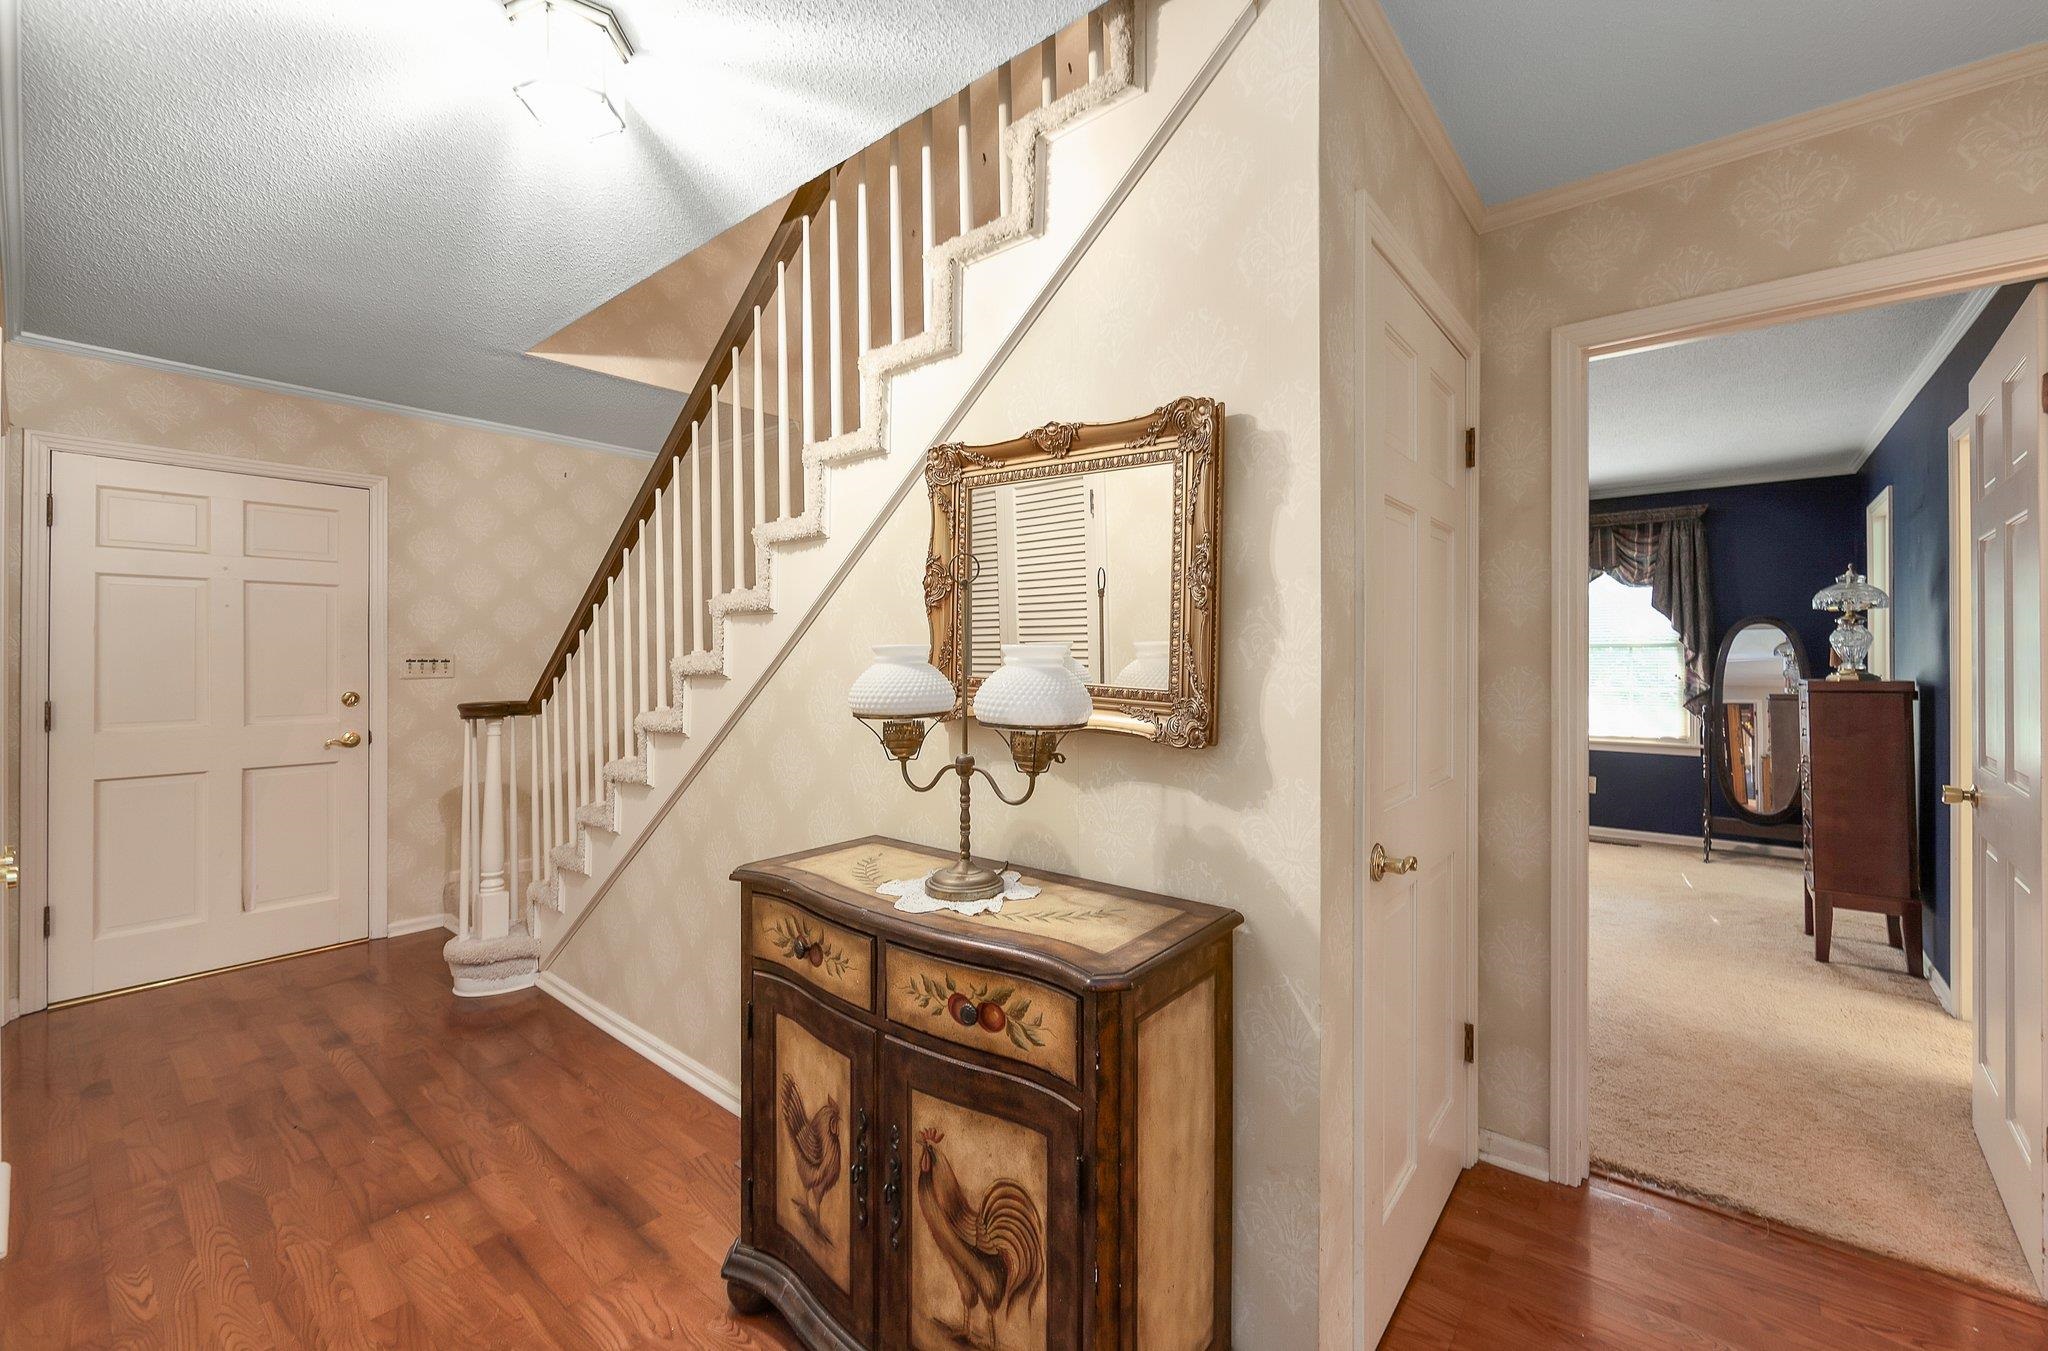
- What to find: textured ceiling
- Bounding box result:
[1589,290,1982,497]
[1378,0,2048,205]
[16,0,1092,451]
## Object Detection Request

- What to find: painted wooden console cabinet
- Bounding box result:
[723,837,1241,1349]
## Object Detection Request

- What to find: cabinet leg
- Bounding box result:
[1803,885,1814,938]
[1905,906,1925,980]
[1814,897,1833,964]
[1887,915,1903,949]
[727,1279,771,1317]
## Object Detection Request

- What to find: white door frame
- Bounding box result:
[16,430,390,1016]
[1549,221,2048,1186]
[1865,484,1894,680]
[1319,190,1481,1349]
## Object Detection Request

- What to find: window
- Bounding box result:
[1588,574,1691,743]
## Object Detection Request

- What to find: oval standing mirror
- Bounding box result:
[1709,618,1808,826]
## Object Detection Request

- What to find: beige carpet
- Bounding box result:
[1589,840,2038,1297]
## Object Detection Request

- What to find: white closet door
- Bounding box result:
[47,452,372,1001]
[1966,285,2048,1293]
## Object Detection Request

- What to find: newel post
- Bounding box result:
[449,701,541,997]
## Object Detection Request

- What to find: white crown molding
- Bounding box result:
[0,0,23,338]
[1856,284,1998,466]
[1336,0,1484,233]
[1485,41,2048,233]
[1590,453,1865,501]
[7,332,659,460]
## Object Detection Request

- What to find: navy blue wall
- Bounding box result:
[1856,281,2037,982]
[1589,475,1866,843]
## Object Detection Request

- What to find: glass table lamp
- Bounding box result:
[1811,566,1890,681]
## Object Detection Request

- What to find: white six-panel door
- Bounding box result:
[47,451,372,1001]
[1968,284,2048,1291]
[1359,246,1473,1343]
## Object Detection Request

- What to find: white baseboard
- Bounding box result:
[386,912,456,937]
[1931,964,1959,1018]
[536,970,740,1116]
[1479,1130,1551,1181]
[1589,826,1803,860]
[0,1160,11,1259]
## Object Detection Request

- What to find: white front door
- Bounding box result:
[1965,283,2048,1291]
[47,451,372,1001]
[1359,246,1472,1341]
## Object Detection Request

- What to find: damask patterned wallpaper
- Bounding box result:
[1475,70,2048,1147]
[1,341,648,972]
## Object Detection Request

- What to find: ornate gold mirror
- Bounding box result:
[925,397,1223,747]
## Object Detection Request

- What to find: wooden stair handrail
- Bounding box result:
[459,168,838,723]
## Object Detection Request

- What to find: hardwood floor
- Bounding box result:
[0,932,798,1349]
[10,933,2048,1349]
[1384,1164,2048,1349]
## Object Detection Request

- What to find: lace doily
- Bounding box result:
[877,869,1041,915]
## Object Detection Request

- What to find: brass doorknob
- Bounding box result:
[1942,783,1981,806]
[324,731,363,749]
[0,847,18,888]
[1371,843,1419,882]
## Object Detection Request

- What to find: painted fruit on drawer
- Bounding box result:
[753,896,872,1008]
[887,949,1077,1083]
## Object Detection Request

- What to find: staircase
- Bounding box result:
[444,0,1235,993]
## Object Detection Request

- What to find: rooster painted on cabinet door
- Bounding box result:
[915,1126,1046,1350]
[780,1073,843,1239]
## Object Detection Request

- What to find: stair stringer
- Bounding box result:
[527,0,1251,955]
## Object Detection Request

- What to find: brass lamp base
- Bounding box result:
[923,858,1006,903]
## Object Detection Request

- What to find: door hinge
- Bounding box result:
[43,701,52,732]
[1463,1022,1475,1063]
[45,492,53,526]
[43,906,51,939]
[2041,371,2047,414]
[1464,427,1477,470]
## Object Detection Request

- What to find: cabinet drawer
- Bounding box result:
[885,945,1079,1084]
[751,895,874,1009]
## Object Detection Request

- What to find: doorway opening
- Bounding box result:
[1559,264,2048,1298]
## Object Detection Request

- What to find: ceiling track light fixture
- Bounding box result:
[502,0,635,142]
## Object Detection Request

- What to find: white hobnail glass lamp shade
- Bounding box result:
[973,643,1095,729]
[848,645,955,719]
[1113,638,1170,688]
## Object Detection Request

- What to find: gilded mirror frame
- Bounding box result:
[924,396,1223,747]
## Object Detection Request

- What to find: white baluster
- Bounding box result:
[680,437,697,655]
[828,198,844,437]
[506,714,521,917]
[475,718,510,942]
[996,65,1012,218]
[956,89,973,234]
[602,580,617,765]
[919,108,935,316]
[856,167,873,361]
[752,319,766,538]
[635,531,650,718]
[652,485,668,706]
[888,131,904,345]
[776,261,792,519]
[459,720,475,939]
[709,388,724,603]
[800,217,816,449]
[730,351,745,591]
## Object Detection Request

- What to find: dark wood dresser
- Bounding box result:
[723,836,1241,1350]
[1800,680,1922,976]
